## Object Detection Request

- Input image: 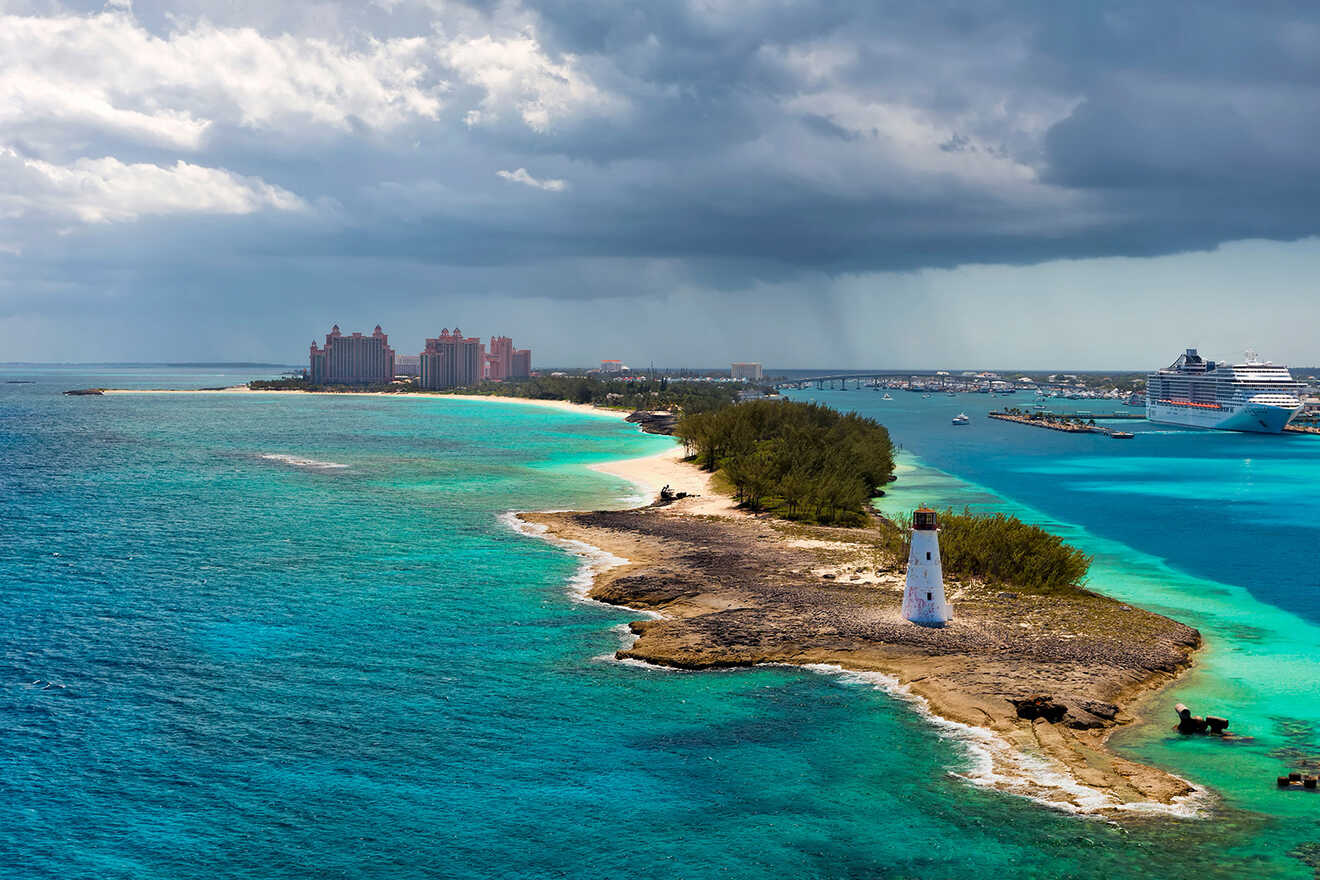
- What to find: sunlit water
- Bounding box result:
[0,369,1314,878]
[790,386,1320,876]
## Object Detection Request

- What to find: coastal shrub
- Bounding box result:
[468,376,742,412]
[675,400,894,525]
[888,507,1091,593]
[247,375,748,411]
[249,377,419,393]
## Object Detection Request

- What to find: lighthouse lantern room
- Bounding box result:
[902,508,953,626]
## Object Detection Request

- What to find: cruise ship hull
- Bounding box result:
[1146,401,1299,433]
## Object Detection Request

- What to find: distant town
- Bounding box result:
[293,325,1159,407]
[298,323,768,390]
[288,325,1320,426]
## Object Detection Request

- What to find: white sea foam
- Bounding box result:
[501,511,669,672]
[259,453,349,470]
[797,663,1210,819]
[500,512,627,603]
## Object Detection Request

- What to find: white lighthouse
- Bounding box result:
[903,508,953,626]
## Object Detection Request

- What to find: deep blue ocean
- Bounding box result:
[2,368,1318,878]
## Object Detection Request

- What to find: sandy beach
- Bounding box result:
[522,448,1205,819]
[99,386,632,421]
[587,445,738,517]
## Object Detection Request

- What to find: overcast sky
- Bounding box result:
[2,0,1319,368]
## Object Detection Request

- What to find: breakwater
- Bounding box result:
[989,410,1134,438]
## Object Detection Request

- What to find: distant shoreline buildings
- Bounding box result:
[309,325,395,385]
[309,325,531,388]
[731,362,763,381]
[486,336,531,381]
[420,328,483,390]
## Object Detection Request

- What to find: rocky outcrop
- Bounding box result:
[625,410,678,434]
[521,504,1204,815]
[1011,696,1068,723]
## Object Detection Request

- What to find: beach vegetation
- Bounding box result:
[675,400,894,525]
[883,507,1092,593]
[469,376,744,412]
[244,374,740,409]
[248,377,422,392]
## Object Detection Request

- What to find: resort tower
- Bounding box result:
[419,328,484,390]
[309,325,395,385]
[902,508,953,626]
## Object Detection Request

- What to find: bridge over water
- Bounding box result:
[773,371,955,389]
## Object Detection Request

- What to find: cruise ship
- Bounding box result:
[1146,349,1304,433]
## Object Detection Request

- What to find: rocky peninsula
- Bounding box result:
[522,462,1204,817]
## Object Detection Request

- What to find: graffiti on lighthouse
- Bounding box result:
[902,508,953,626]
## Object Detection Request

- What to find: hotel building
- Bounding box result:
[309,325,396,385]
[511,348,531,379]
[482,336,532,381]
[420,328,484,390]
[395,355,421,378]
[731,362,763,381]
[486,336,514,381]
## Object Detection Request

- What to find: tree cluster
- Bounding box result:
[888,507,1092,593]
[248,377,414,393]
[473,376,742,412]
[245,375,744,409]
[675,400,894,524]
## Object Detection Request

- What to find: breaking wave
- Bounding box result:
[799,663,1211,819]
[259,453,349,471]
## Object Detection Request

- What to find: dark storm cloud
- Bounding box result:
[3,0,1320,330]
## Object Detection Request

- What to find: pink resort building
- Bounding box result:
[309,325,396,385]
[510,348,531,379]
[486,336,514,381]
[420,329,485,390]
[482,336,532,381]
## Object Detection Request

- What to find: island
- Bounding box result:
[519,404,1204,817]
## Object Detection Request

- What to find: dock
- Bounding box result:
[1030,410,1145,420]
[989,410,1136,438]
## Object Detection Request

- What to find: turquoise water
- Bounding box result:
[789,387,1320,876]
[0,369,1315,878]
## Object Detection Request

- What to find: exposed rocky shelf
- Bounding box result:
[523,503,1203,815]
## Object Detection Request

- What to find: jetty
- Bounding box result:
[1031,410,1144,420]
[990,409,1136,438]
[1283,422,1320,436]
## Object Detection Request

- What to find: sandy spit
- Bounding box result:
[100,387,631,420]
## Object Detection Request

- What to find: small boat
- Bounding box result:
[952,413,970,425]
[946,392,957,398]
[882,393,893,400]
[922,393,932,399]
[1110,431,1134,439]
